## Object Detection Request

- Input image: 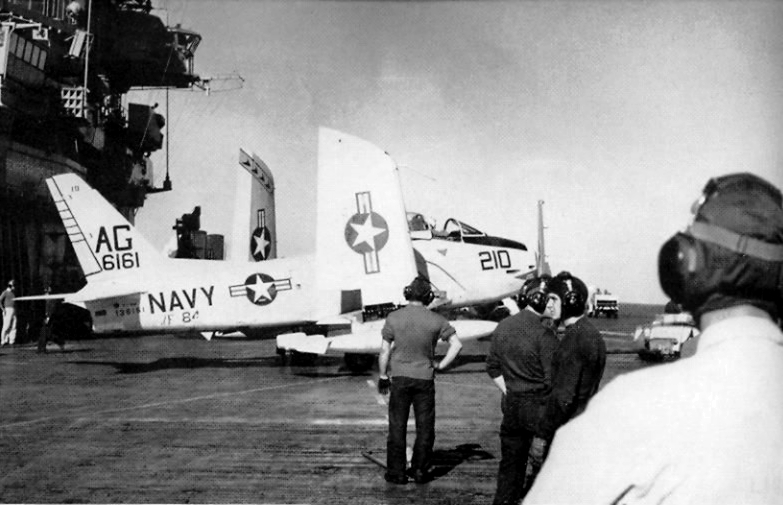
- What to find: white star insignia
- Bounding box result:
[247,275,275,303]
[350,214,385,250]
[253,232,270,259]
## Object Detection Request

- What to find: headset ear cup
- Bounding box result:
[659,233,706,307]
[528,292,546,314]
[684,238,701,274]
[404,278,435,304]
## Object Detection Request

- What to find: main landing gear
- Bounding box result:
[343,353,375,373]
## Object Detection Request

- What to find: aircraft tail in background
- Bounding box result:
[536,199,551,276]
[231,149,276,262]
[46,174,164,282]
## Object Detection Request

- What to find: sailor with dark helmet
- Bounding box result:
[377,276,462,485]
[526,270,606,494]
[485,274,560,505]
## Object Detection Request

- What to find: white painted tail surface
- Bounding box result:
[231,149,276,262]
[46,174,164,280]
[315,128,417,309]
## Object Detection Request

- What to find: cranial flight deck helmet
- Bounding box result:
[519,274,555,314]
[404,276,436,306]
[658,173,783,319]
[553,271,588,320]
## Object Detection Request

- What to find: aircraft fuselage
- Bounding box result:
[85,256,319,335]
[412,236,534,308]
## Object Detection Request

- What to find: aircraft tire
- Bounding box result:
[344,353,375,373]
[289,351,318,366]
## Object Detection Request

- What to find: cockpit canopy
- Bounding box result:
[408,212,483,236]
[443,217,485,238]
[406,212,527,250]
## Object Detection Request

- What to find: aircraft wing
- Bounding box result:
[276,318,497,356]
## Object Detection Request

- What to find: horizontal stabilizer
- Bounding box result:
[449,319,498,340]
[320,327,383,354]
[314,315,354,327]
[276,318,498,356]
[15,294,69,302]
[65,282,147,303]
[276,332,330,355]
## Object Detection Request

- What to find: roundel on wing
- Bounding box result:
[244,273,277,305]
[344,211,389,254]
[250,226,272,261]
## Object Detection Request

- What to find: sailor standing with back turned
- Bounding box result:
[377,276,462,485]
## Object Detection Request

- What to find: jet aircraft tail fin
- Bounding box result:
[315,128,417,311]
[46,173,164,281]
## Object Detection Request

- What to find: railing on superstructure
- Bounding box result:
[1,0,70,22]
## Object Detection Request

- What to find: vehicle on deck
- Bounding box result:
[587,286,619,318]
[634,313,699,361]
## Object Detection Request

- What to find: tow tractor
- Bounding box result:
[587,287,619,318]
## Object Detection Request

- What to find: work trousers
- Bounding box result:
[386,376,436,480]
[492,392,546,505]
[1,308,16,345]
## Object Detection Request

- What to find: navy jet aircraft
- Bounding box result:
[22,128,497,371]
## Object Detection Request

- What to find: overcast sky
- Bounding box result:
[134,0,783,304]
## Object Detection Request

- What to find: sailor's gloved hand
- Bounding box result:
[378,376,391,395]
[529,436,548,468]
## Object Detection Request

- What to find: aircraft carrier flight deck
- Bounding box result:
[0,307,669,504]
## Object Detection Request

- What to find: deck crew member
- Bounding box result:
[1,279,16,346]
[527,271,606,493]
[37,286,65,353]
[378,276,463,485]
[485,275,559,505]
[525,173,783,504]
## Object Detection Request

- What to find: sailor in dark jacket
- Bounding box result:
[486,275,559,505]
[528,271,606,491]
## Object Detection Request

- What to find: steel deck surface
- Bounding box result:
[0,308,664,504]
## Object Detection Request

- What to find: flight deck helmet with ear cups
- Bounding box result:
[519,274,554,314]
[658,172,783,319]
[553,271,589,320]
[403,276,435,305]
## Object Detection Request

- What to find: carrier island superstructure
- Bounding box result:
[0,0,201,339]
